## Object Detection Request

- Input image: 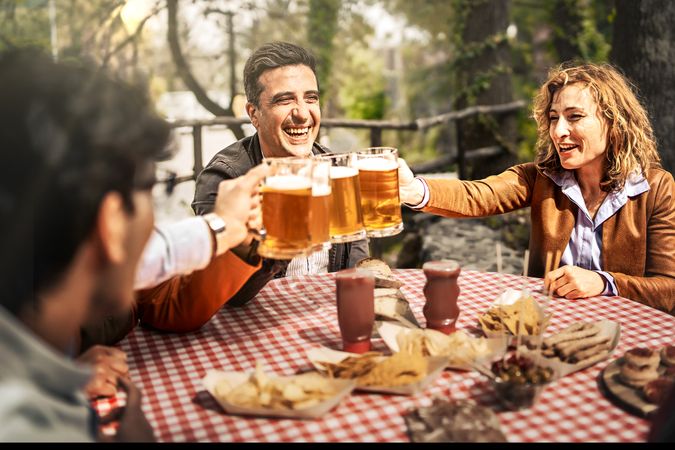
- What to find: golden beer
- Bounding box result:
[258,175,312,259]
[328,166,366,242]
[355,151,403,237]
[310,187,331,247]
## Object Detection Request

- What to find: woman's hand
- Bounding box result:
[544,265,606,299]
[398,158,424,205]
[78,345,129,399]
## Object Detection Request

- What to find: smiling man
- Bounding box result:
[192,42,369,307]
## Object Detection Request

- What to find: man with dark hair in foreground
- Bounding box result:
[0,47,168,441]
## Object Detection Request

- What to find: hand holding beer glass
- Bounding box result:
[256,157,314,259]
[355,147,403,237]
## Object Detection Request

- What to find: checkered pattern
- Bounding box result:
[93,269,674,442]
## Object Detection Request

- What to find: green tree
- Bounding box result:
[0,0,50,50]
[549,0,610,62]
[338,45,387,120]
[307,0,340,106]
[453,0,517,179]
[1,0,163,80]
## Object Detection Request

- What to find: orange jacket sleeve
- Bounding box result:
[134,250,261,333]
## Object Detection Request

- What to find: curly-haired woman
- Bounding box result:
[399,62,674,313]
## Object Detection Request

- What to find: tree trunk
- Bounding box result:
[611,0,675,174]
[166,0,244,140]
[226,11,237,111]
[551,0,585,61]
[454,0,518,180]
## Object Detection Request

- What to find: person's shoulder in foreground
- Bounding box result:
[0,47,162,442]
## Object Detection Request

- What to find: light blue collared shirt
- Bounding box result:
[544,170,650,295]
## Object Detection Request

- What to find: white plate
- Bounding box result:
[306,346,448,396]
[202,369,355,420]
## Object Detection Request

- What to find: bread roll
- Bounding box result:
[355,257,403,289]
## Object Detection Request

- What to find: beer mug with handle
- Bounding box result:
[319,152,367,243]
[256,157,314,260]
[355,147,403,237]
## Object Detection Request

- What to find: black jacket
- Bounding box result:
[192,133,370,307]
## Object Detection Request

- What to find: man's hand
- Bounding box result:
[212,163,269,254]
[98,378,155,442]
[544,265,606,299]
[398,158,424,206]
[78,345,129,399]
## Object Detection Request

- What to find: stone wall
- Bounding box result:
[382,208,531,277]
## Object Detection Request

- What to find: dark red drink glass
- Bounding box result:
[422,260,461,334]
[335,268,375,353]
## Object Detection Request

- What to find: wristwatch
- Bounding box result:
[203,213,227,257]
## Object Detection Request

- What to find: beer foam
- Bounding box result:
[265,175,312,191]
[355,157,398,171]
[329,166,359,179]
[312,185,331,196]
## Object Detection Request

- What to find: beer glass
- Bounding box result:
[320,153,367,243]
[310,158,332,252]
[355,147,403,237]
[257,157,314,260]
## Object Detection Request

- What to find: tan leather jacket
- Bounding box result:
[422,163,675,314]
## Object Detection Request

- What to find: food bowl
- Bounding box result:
[490,377,550,410]
[487,353,557,410]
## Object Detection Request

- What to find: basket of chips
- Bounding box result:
[203,362,355,419]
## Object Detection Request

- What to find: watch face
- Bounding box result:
[206,214,226,234]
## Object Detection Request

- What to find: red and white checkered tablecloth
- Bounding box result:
[93,269,675,442]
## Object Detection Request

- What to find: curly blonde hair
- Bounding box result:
[533,62,660,191]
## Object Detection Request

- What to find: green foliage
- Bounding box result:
[547,0,611,62]
[2,0,620,168]
[346,89,387,120]
[338,45,387,119]
[396,127,444,165]
[517,108,538,162]
[0,0,159,81]
[576,16,610,61]
[0,0,51,50]
[308,0,340,100]
[384,0,453,37]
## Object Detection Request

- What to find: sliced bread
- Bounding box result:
[355,257,403,289]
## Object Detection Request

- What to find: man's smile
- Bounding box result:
[283,125,312,140]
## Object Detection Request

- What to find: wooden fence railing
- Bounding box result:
[165,100,526,185]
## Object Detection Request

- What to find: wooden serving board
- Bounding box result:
[599,357,664,417]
